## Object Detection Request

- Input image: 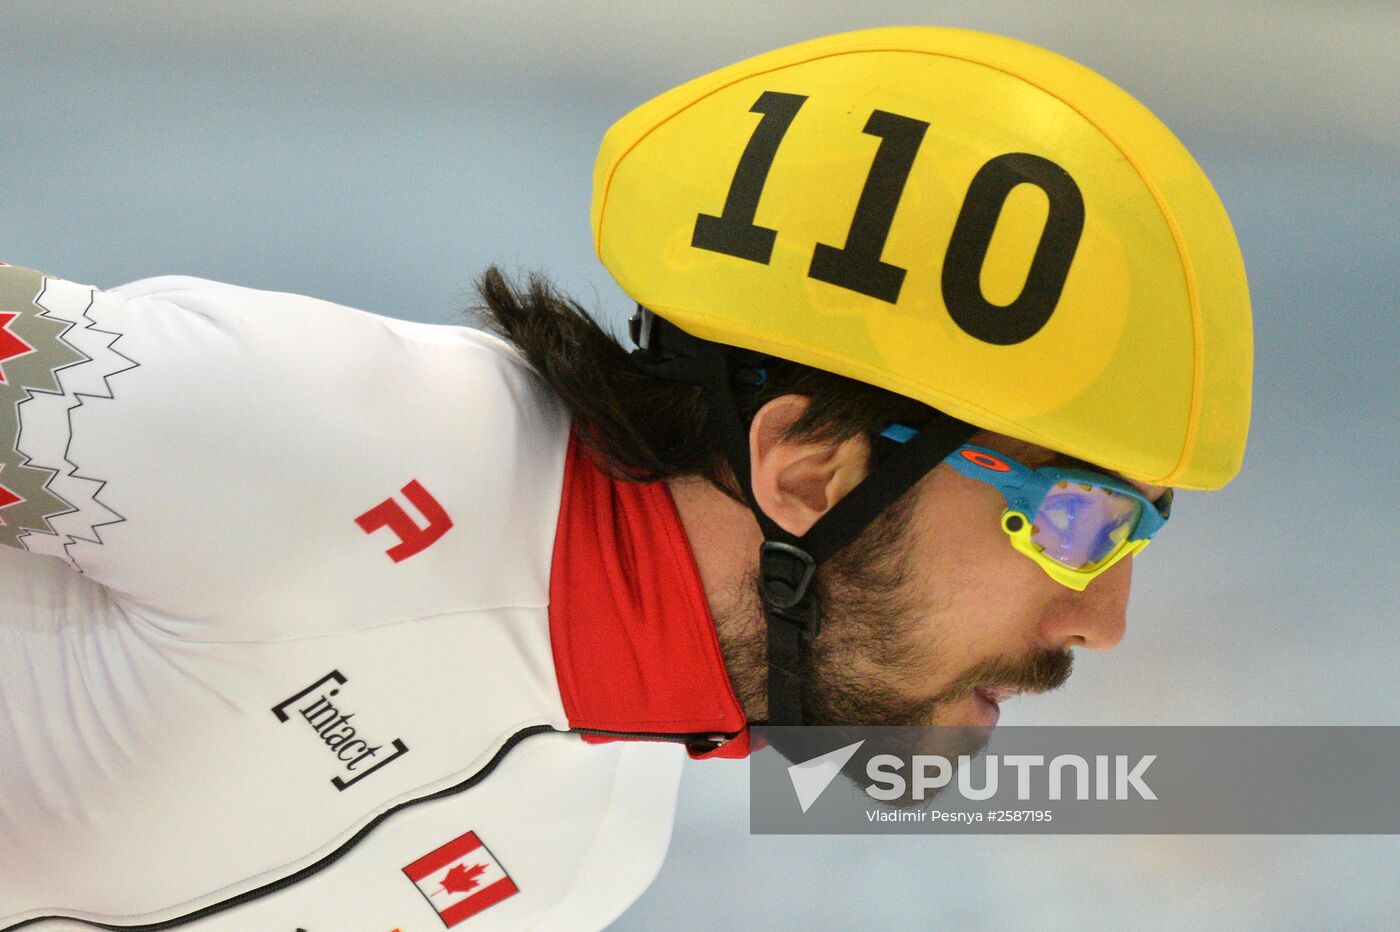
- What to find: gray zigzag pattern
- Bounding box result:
[50,285,140,570]
[0,267,138,559]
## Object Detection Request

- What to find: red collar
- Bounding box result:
[548,433,750,760]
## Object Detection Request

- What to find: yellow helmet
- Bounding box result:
[592,26,1252,490]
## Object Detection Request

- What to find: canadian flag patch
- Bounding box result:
[403,830,519,927]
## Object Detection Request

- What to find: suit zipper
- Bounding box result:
[570,726,738,755]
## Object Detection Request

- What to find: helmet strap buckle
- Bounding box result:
[762,541,821,727]
[759,541,819,635]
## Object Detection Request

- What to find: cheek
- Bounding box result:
[906,474,1061,658]
[911,470,1035,589]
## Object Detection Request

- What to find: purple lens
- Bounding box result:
[1031,482,1142,569]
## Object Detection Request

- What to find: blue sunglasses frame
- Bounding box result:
[881,426,1172,590]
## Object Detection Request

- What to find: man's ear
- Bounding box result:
[749,395,870,537]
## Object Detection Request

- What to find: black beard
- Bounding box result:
[798,485,935,727]
[716,481,1073,728]
[713,482,929,726]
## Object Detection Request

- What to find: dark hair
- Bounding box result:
[470,265,933,496]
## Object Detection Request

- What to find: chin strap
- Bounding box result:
[629,307,977,725]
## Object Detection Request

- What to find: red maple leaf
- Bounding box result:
[0,465,21,523]
[440,862,488,896]
[0,310,35,383]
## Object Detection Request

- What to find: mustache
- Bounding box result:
[945,648,1074,699]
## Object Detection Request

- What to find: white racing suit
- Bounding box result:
[0,266,747,931]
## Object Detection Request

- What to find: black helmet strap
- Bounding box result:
[629,307,977,725]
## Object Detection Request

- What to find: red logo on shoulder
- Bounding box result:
[356,479,453,563]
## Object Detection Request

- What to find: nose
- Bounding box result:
[1037,556,1132,651]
